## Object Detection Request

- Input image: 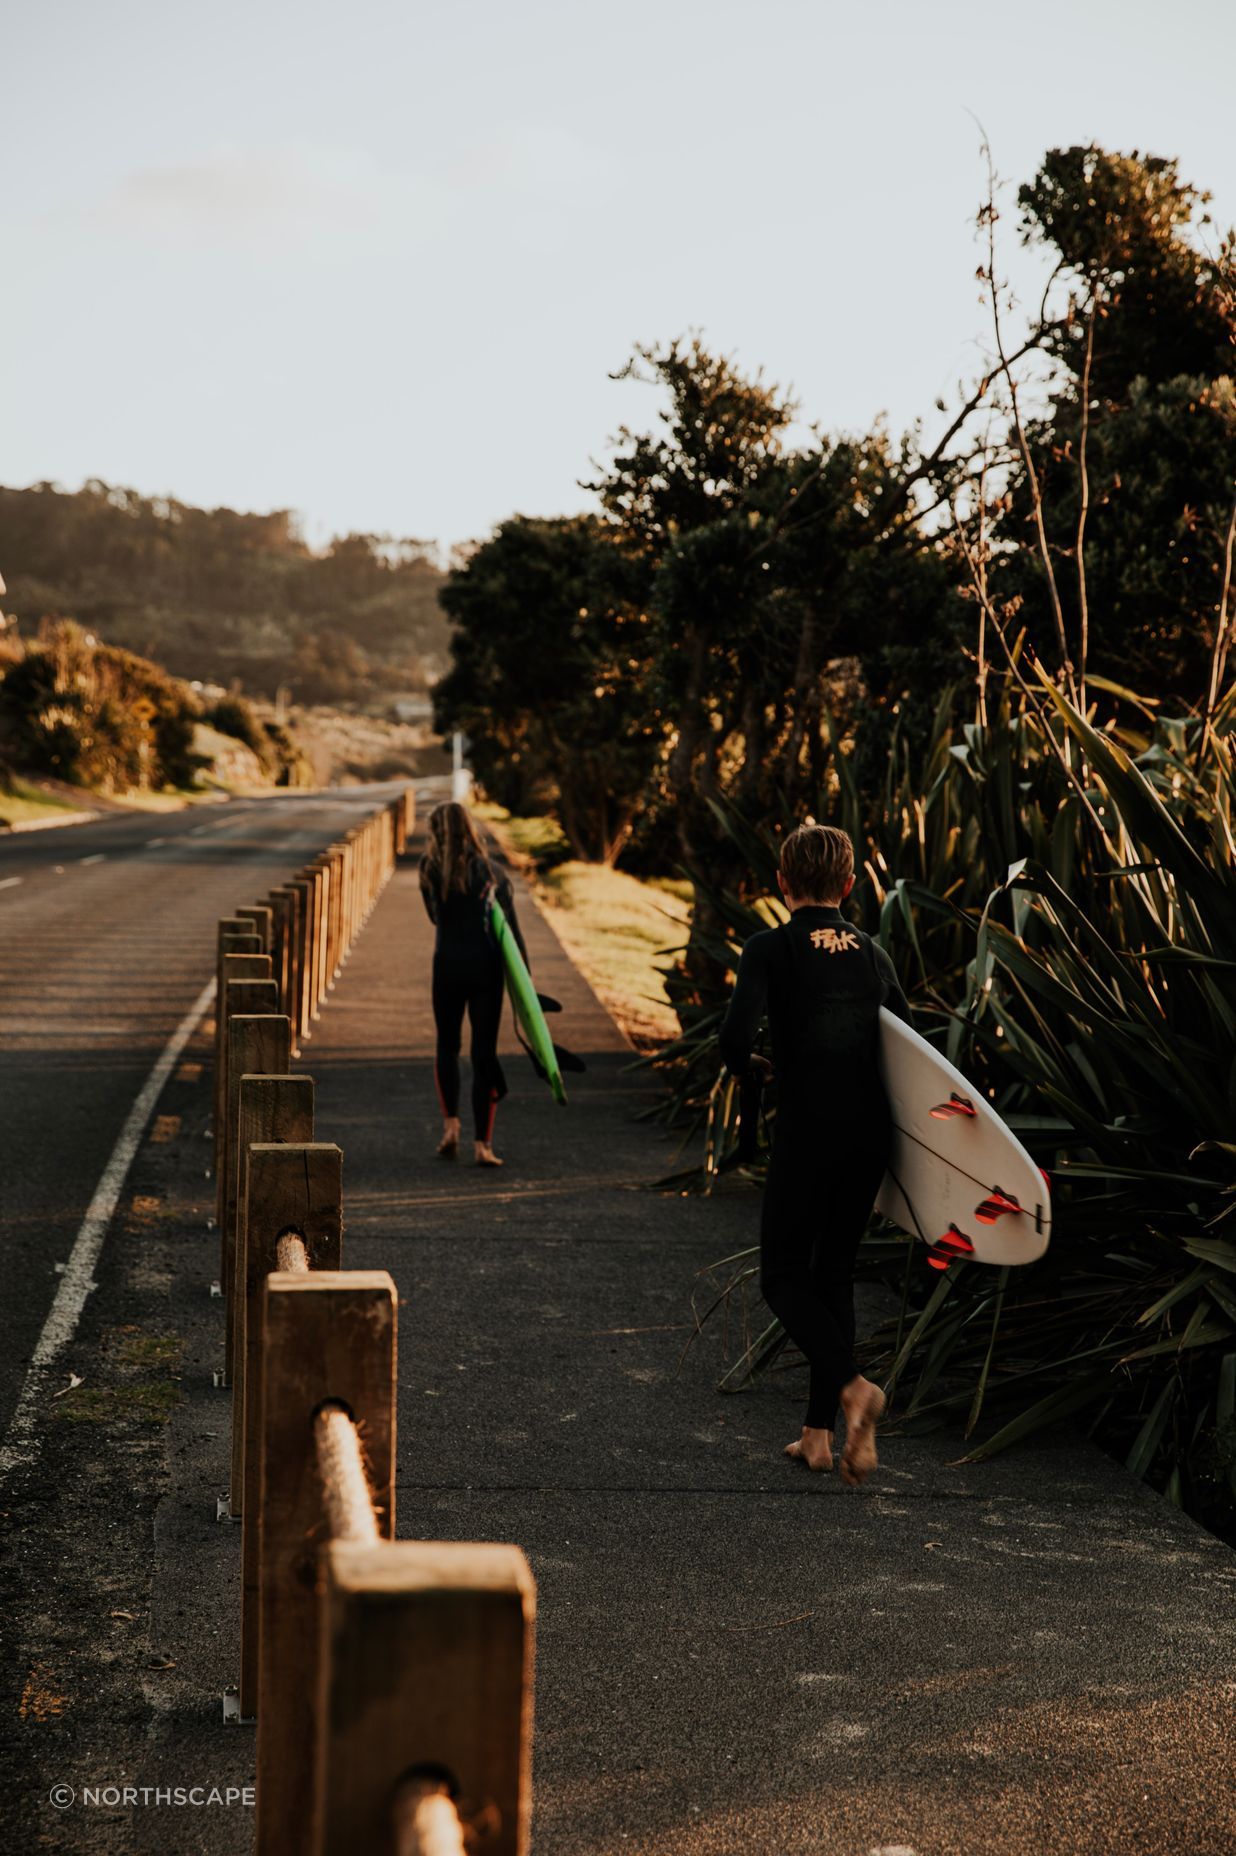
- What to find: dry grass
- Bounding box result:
[478,806,690,1045]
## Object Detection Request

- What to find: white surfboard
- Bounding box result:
[875,1009,1051,1269]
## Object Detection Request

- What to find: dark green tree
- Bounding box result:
[435,515,659,864]
[588,340,967,984]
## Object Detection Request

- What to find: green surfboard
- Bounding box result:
[488,895,567,1104]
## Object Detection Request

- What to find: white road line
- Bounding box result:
[79,853,105,866]
[0,876,22,891]
[146,836,166,848]
[0,975,217,1484]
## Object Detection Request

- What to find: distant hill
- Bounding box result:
[0,480,452,707]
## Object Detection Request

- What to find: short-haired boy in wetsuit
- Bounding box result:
[719,823,911,1485]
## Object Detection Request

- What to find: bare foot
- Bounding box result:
[437,1118,461,1160]
[474,1141,504,1168]
[784,1427,834,1471]
[839,1377,886,1487]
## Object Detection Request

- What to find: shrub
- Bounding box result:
[662,673,1236,1534]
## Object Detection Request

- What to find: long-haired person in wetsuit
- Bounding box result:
[419,802,529,1168]
[719,823,911,1485]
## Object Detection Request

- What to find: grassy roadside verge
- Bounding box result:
[0,778,96,829]
[476,805,690,1048]
[0,777,242,832]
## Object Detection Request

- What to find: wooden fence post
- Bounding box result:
[222,1015,292,1389]
[342,834,358,957]
[310,859,332,1015]
[289,878,315,1042]
[311,865,329,1018]
[238,903,274,954]
[214,930,263,1161]
[267,890,294,1019]
[315,1542,535,1856]
[216,977,278,1247]
[326,848,344,984]
[256,1270,395,1856]
[215,956,272,1224]
[230,1081,319,1522]
[301,868,320,1025]
[239,1139,342,1718]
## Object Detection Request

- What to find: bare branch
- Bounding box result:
[1201,486,1236,756]
[1074,299,1097,710]
[978,132,1078,705]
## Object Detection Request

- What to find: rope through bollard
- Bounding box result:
[274,1230,309,1273]
[392,1776,468,1856]
[314,1403,380,1545]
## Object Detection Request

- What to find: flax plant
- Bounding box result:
[658,675,1236,1531]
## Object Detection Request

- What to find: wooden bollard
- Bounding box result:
[238,903,274,954]
[303,862,324,1022]
[216,976,277,1237]
[341,834,358,956]
[255,1270,395,1856]
[315,1542,535,1856]
[301,866,322,1024]
[239,1138,340,1716]
[351,828,364,940]
[267,890,294,1020]
[230,1080,318,1525]
[392,793,408,856]
[222,1016,292,1387]
[214,928,263,1156]
[309,860,332,1016]
[312,863,329,1016]
[287,878,314,1041]
[215,954,272,1222]
[326,847,344,983]
[276,884,306,1037]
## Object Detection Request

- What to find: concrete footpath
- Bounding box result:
[134,851,1236,1851]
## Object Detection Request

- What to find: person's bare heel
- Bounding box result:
[437,1117,461,1160]
[784,1426,834,1471]
[474,1141,504,1168]
[839,1377,885,1486]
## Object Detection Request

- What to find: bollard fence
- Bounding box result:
[239,1140,343,1714]
[255,1269,397,1855]
[222,1014,291,1381]
[229,1079,317,1526]
[205,789,535,1855]
[215,975,277,1240]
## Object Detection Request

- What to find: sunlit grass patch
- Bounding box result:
[54,1327,185,1427]
[0,778,90,827]
[477,805,691,1044]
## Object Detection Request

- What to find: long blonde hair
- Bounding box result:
[423,802,489,897]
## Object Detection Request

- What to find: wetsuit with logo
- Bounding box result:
[419,852,528,1143]
[719,906,910,1429]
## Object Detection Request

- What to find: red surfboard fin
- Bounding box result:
[930,1093,977,1121]
[974,1188,1022,1225]
[926,1224,975,1269]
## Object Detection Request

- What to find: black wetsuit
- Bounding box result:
[719,906,910,1428]
[419,852,528,1142]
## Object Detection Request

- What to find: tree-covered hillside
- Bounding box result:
[0,482,451,706]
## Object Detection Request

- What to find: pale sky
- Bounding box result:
[4,0,1234,553]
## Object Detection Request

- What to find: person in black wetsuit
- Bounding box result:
[419,802,529,1168]
[719,822,911,1485]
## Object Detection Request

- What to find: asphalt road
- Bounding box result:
[0,787,409,1452]
[4,807,1235,1855]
